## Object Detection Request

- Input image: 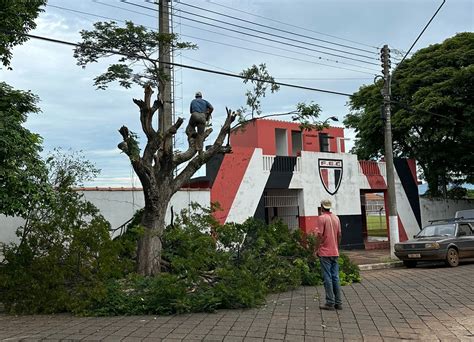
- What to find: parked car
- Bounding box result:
[395,217,474,268]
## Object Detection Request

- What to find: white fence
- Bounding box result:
[0,188,210,246]
[420,197,474,228]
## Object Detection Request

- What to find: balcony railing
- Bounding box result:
[263,155,301,172]
[359,160,386,176]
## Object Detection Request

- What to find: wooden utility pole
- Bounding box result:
[158,0,173,137]
[381,44,399,258]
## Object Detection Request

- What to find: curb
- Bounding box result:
[358,261,404,271]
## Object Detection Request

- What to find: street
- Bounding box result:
[1,263,473,341]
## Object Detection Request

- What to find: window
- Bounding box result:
[319,133,330,152]
[457,223,472,236]
[291,131,302,156]
[275,128,288,156]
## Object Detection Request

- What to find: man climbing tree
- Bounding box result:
[186,91,214,152]
[74,19,327,276]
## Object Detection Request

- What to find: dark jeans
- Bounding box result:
[186,112,207,137]
[319,256,342,306]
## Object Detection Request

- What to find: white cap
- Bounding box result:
[195,91,202,98]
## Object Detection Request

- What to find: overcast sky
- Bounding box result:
[1,0,472,187]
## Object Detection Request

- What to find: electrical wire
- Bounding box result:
[8,30,353,96]
[397,0,446,67]
[176,0,378,56]
[204,0,380,50]
[121,0,379,66]
[182,33,379,75]
[49,3,379,75]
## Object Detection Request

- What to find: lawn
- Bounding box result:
[366,215,387,237]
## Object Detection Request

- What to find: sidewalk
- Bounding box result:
[1,263,473,341]
[341,249,403,271]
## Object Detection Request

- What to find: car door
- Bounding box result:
[456,223,474,258]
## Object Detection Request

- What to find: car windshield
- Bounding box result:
[417,223,455,237]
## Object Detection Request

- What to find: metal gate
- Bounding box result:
[264,194,300,230]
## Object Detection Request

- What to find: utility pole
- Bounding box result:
[158,0,173,138]
[381,44,399,258]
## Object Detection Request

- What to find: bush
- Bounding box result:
[1,199,361,315]
[79,211,360,315]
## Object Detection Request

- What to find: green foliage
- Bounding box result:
[345,33,474,195]
[0,0,46,68]
[0,151,127,314]
[338,254,361,285]
[80,211,358,316]
[74,21,196,89]
[0,82,50,217]
[1,197,360,315]
[239,63,280,118]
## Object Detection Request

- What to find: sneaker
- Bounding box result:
[319,304,335,311]
[335,304,343,310]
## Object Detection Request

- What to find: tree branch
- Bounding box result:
[173,108,236,191]
[132,84,158,139]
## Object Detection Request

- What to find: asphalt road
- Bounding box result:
[1,262,473,341]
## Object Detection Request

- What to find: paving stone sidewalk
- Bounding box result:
[1,263,473,341]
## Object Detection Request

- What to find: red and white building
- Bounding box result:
[190,118,422,249]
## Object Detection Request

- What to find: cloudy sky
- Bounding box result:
[2,0,472,187]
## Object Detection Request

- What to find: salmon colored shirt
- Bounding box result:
[316,212,341,257]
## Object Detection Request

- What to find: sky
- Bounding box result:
[1,0,473,187]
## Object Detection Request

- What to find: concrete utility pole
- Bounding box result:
[381,44,399,258]
[158,0,173,135]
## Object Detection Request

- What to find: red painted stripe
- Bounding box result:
[397,217,408,242]
[359,161,386,189]
[299,216,319,235]
[211,147,254,224]
[407,159,421,185]
[321,169,328,189]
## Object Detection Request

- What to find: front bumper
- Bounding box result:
[395,249,446,261]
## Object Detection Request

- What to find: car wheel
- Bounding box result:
[403,260,417,268]
[445,248,459,267]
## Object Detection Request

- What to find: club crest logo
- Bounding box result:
[318,159,343,195]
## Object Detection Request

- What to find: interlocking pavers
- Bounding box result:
[1,263,474,341]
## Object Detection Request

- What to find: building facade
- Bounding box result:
[191,119,422,250]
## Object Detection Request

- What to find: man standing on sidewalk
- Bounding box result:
[315,199,342,311]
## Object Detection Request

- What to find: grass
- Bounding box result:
[367,215,387,237]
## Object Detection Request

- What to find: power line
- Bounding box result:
[391,100,466,124]
[11,31,353,97]
[91,1,375,72]
[177,0,378,56]
[121,0,379,66]
[48,3,378,76]
[397,0,446,67]
[182,33,379,75]
[205,0,380,50]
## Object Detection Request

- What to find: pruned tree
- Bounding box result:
[74,21,326,276]
[74,21,238,275]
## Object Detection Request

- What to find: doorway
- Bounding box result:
[361,191,388,244]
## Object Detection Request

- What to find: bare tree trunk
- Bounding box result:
[137,184,171,276]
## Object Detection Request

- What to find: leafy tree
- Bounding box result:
[0,150,126,314]
[345,32,474,196]
[0,82,49,217]
[74,21,326,276]
[0,0,46,69]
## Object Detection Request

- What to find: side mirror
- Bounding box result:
[413,235,417,239]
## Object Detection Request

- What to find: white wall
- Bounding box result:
[420,198,474,228]
[0,189,210,245]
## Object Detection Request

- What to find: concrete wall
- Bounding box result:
[420,197,474,228]
[0,188,210,245]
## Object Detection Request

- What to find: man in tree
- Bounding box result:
[186,91,214,151]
